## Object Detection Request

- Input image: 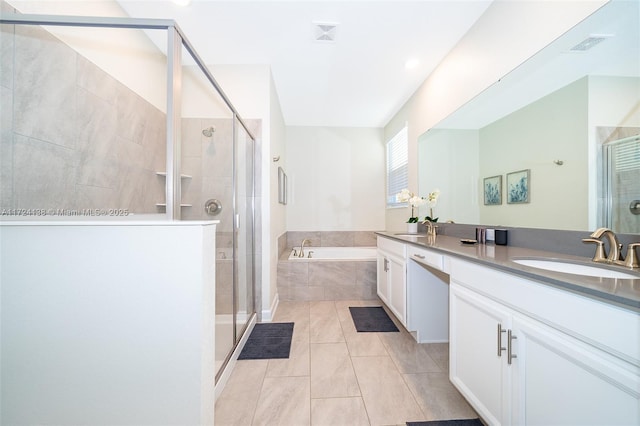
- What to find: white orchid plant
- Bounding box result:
[396,189,427,223]
[424,189,441,222]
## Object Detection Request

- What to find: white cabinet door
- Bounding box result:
[511,314,640,426]
[450,283,512,426]
[387,253,406,326]
[376,253,390,306]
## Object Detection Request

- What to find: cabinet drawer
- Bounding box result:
[407,246,444,271]
[377,236,406,257]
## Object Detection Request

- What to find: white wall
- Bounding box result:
[384,0,608,231]
[286,126,385,231]
[479,77,589,230]
[268,73,287,316]
[418,129,480,225]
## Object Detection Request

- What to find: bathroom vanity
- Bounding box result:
[376,232,640,426]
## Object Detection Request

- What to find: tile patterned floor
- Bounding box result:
[215,300,477,426]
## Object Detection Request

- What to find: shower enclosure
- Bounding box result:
[603,133,640,234]
[0,5,256,383]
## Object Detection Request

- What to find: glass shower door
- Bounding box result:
[604,134,640,233]
[233,116,255,343]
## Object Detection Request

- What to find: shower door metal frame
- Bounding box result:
[1,11,258,382]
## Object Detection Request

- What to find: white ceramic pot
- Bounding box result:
[406,222,418,234]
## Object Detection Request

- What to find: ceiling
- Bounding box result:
[112,0,493,128]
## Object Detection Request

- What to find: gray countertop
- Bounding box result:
[376,231,640,313]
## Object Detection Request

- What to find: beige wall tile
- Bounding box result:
[320,231,354,247]
[309,261,356,286]
[287,231,321,249]
[278,262,309,287]
[354,231,378,247]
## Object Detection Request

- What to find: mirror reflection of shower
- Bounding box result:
[202,126,215,137]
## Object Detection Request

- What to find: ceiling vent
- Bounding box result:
[570,34,613,52]
[313,22,338,43]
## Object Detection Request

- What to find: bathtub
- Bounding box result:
[287,246,377,261]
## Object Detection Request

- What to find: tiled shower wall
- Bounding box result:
[181,117,263,316]
[0,5,165,214]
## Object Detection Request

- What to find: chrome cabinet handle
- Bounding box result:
[497,324,507,357]
[508,329,518,365]
[383,258,389,272]
[413,254,425,259]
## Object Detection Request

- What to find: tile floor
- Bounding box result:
[215,299,477,426]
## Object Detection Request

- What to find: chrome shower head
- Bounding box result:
[202,126,215,137]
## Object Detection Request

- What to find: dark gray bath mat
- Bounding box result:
[406,419,483,426]
[238,322,294,360]
[349,306,399,332]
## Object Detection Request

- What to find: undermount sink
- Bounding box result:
[394,233,426,237]
[512,258,640,279]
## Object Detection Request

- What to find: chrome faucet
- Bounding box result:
[582,227,620,263]
[298,239,310,258]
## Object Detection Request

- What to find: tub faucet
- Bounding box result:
[298,239,310,258]
[582,228,620,263]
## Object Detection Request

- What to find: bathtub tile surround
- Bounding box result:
[278,258,377,301]
[0,14,166,213]
[277,230,379,301]
[215,300,477,425]
[308,261,356,286]
[285,230,378,249]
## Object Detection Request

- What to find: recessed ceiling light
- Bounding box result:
[405,59,419,70]
[172,0,191,6]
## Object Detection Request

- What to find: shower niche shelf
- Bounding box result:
[156,172,193,208]
[155,171,193,179]
[155,203,193,208]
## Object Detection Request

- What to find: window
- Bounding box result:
[386,126,408,208]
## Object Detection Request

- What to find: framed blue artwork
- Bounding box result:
[507,169,530,204]
[483,175,502,205]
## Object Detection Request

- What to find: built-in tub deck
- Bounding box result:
[278,246,377,301]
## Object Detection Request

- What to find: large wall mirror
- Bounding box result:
[418,0,639,234]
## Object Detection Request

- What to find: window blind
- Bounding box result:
[613,138,640,172]
[386,126,408,207]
